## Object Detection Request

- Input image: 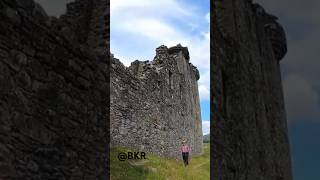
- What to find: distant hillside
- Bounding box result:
[203,134,210,143]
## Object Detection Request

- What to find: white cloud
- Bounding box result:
[199,85,210,101]
[202,121,210,135]
[111,0,192,20]
[111,0,210,101]
[118,18,187,45]
[121,19,179,40]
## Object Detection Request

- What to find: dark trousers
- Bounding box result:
[182,152,189,166]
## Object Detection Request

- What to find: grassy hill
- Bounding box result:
[110,143,210,180]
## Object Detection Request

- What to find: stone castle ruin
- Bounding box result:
[111,44,203,157]
[0,0,202,178]
[53,0,204,158]
[212,0,292,179]
[0,0,294,179]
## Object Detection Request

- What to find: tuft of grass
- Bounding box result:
[110,143,210,180]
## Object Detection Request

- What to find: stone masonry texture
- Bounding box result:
[0,0,109,179]
[212,0,292,179]
[110,44,203,158]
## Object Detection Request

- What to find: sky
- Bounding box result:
[34,0,71,16]
[34,0,210,135]
[254,0,320,179]
[110,0,210,135]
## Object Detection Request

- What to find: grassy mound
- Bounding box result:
[110,143,210,180]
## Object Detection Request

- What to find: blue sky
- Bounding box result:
[111,0,210,135]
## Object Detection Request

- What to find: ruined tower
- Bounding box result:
[110,44,203,158]
[212,0,292,179]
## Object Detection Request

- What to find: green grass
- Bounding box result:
[110,143,210,180]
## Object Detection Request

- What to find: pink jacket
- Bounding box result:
[180,144,191,153]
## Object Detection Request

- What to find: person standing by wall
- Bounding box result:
[180,139,191,166]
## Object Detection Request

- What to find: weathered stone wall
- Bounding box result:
[212,0,292,179]
[0,0,109,179]
[110,44,203,158]
[51,0,109,53]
